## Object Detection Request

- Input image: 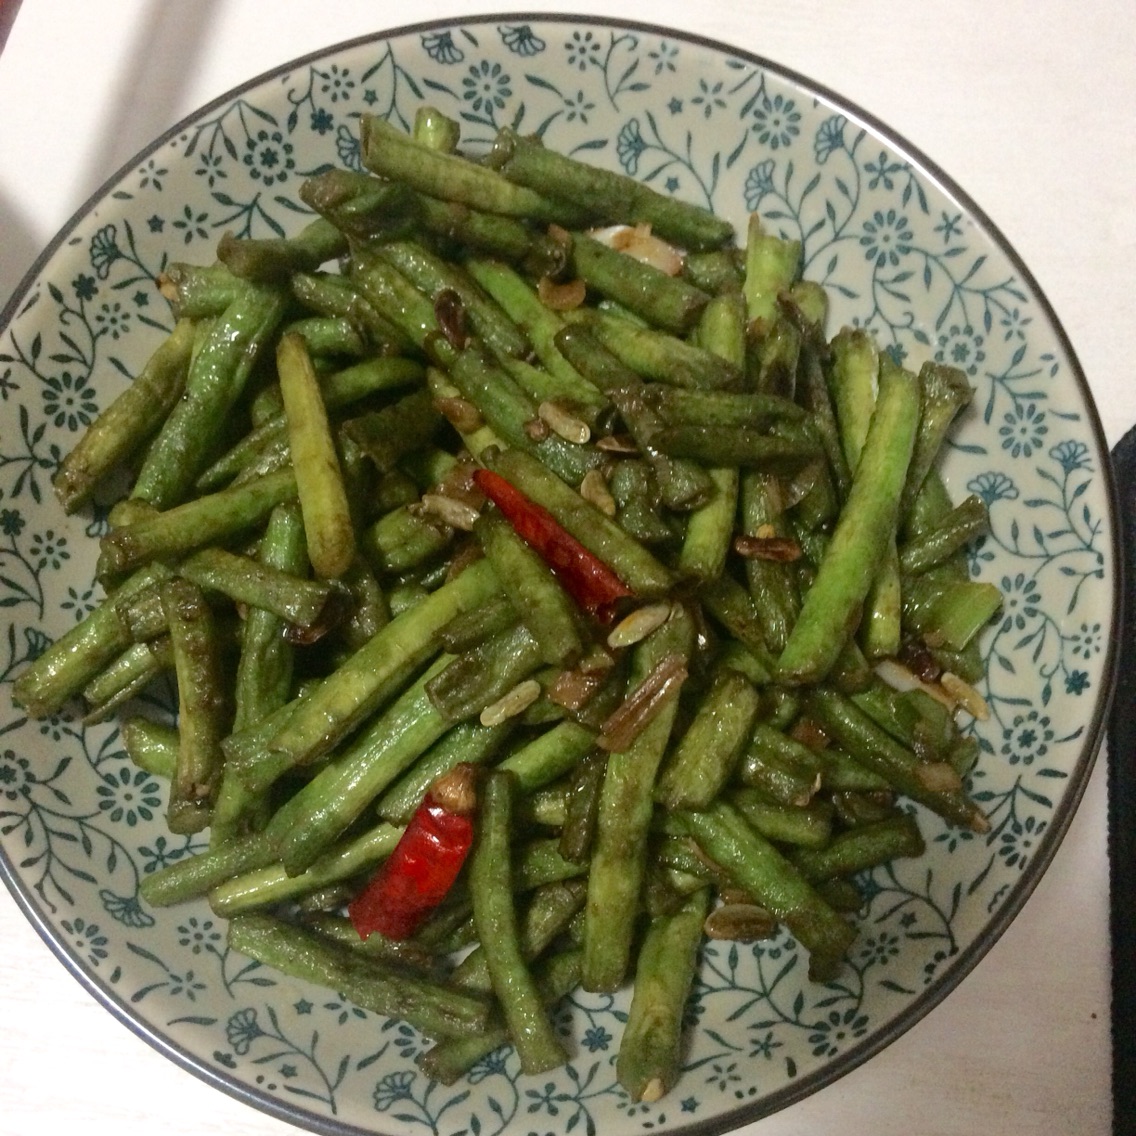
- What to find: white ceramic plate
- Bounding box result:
[0,15,1119,1136]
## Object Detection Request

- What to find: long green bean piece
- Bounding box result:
[161,578,229,834]
[677,801,856,981]
[490,126,733,250]
[616,887,709,1102]
[584,607,693,992]
[228,913,492,1039]
[132,283,288,510]
[470,771,568,1073]
[777,354,922,684]
[53,319,197,512]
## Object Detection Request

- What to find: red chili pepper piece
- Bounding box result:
[348,763,478,941]
[472,468,633,622]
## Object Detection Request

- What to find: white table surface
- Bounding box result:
[0,2,1129,1134]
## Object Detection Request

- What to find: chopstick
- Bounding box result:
[0,0,23,57]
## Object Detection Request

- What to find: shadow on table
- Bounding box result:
[0,188,41,315]
[3,0,222,317]
[79,0,224,201]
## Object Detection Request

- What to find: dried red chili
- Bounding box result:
[472,467,633,622]
[347,763,478,941]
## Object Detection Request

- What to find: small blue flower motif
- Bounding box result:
[617,118,648,175]
[648,40,679,75]
[566,30,601,72]
[860,208,914,269]
[864,150,904,191]
[0,749,33,802]
[691,78,726,119]
[178,916,223,955]
[618,1095,654,1118]
[392,1022,421,1060]
[934,211,964,244]
[813,114,846,163]
[1000,709,1054,767]
[39,713,68,743]
[808,1008,870,1058]
[373,1070,417,1111]
[966,533,995,577]
[858,930,902,968]
[323,996,368,1026]
[172,204,210,244]
[60,917,109,967]
[998,814,1045,870]
[0,506,25,537]
[226,1008,264,1055]
[744,158,776,211]
[561,90,595,125]
[138,833,187,874]
[243,129,296,187]
[317,63,355,103]
[196,152,227,188]
[998,306,1032,342]
[999,401,1048,459]
[934,323,986,377]
[705,1061,742,1093]
[967,470,1019,506]
[1049,439,1091,473]
[999,571,1041,631]
[97,765,162,826]
[311,108,334,135]
[1069,621,1102,659]
[462,60,512,115]
[62,584,97,621]
[94,300,131,342]
[138,157,167,191]
[748,1030,782,1060]
[752,93,800,150]
[1065,669,1091,695]
[883,340,910,366]
[581,1024,613,1052]
[89,225,122,279]
[525,1081,570,1117]
[499,24,545,56]
[73,273,98,302]
[421,31,464,65]
[29,529,69,570]
[100,889,154,928]
[335,123,361,171]
[935,824,976,853]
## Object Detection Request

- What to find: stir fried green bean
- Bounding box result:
[17,106,1004,1104]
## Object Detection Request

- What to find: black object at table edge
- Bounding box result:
[1107,427,1136,1136]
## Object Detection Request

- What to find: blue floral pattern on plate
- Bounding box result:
[0,16,1116,1136]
